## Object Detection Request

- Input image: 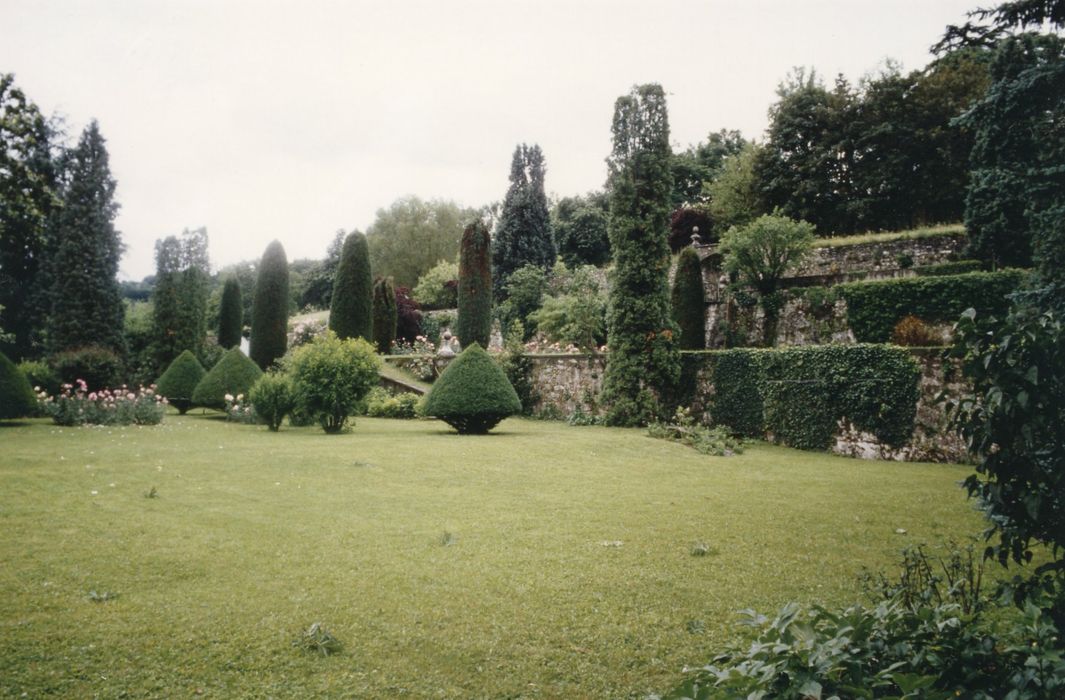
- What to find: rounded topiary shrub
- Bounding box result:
[155,350,207,414]
[420,343,521,434]
[248,372,295,431]
[191,347,263,410]
[0,351,37,420]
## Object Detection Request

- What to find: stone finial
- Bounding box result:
[438,330,456,357]
[691,225,702,246]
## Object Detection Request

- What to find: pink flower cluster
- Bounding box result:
[38,380,167,426]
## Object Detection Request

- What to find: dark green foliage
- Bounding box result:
[329,231,373,343]
[288,333,380,434]
[249,240,289,370]
[154,350,206,414]
[372,277,397,354]
[0,74,59,361]
[394,286,422,343]
[152,228,210,369]
[366,196,473,289]
[0,350,36,419]
[914,259,985,276]
[497,265,548,340]
[671,247,705,350]
[552,192,611,268]
[838,269,1026,342]
[217,276,243,349]
[191,347,262,409]
[670,128,747,209]
[949,305,1065,573]
[457,221,492,349]
[492,144,555,296]
[421,344,521,434]
[16,360,59,396]
[299,230,345,309]
[702,349,765,437]
[499,323,538,416]
[363,387,420,419]
[47,121,125,354]
[601,84,681,426]
[248,372,295,431]
[49,346,123,390]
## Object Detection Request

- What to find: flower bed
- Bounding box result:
[37,380,166,426]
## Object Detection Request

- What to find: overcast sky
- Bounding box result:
[4,0,977,280]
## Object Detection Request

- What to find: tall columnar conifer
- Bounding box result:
[217,276,243,349]
[457,220,493,349]
[372,277,397,354]
[329,231,373,342]
[671,247,706,350]
[249,240,289,370]
[492,144,555,296]
[151,228,210,370]
[600,84,680,426]
[47,121,126,354]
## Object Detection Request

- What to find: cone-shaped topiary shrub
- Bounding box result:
[0,350,36,420]
[671,246,706,350]
[372,276,397,354]
[420,343,521,434]
[155,350,207,414]
[250,240,289,370]
[218,276,243,349]
[330,231,373,342]
[191,347,263,409]
[457,220,493,349]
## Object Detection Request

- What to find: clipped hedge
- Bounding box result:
[421,343,520,434]
[838,269,1026,343]
[694,344,921,451]
[155,350,206,414]
[191,347,263,409]
[914,259,984,277]
[0,350,37,420]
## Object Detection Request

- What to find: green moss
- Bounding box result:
[155,350,207,414]
[421,343,521,433]
[0,350,36,420]
[191,347,263,409]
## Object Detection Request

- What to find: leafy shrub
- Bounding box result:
[498,323,538,415]
[0,351,37,420]
[223,392,258,424]
[914,259,984,276]
[39,380,166,426]
[191,347,263,409]
[419,310,455,346]
[839,269,1026,342]
[249,372,295,431]
[412,259,458,310]
[421,343,521,433]
[890,315,942,347]
[17,360,61,397]
[394,285,422,343]
[529,265,607,351]
[647,408,743,456]
[288,332,380,433]
[49,345,123,390]
[496,264,548,340]
[363,387,420,419]
[154,350,206,414]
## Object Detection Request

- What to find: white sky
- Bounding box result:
[3,0,977,280]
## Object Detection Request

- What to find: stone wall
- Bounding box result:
[523,349,969,463]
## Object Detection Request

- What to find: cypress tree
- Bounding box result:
[47,121,125,354]
[671,247,706,350]
[329,231,373,342]
[249,240,289,370]
[372,276,397,354]
[492,144,556,296]
[151,228,209,369]
[600,84,680,426]
[457,220,493,349]
[218,276,243,349]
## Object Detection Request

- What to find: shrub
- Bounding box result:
[249,240,290,370]
[288,318,327,349]
[330,231,373,342]
[412,260,458,310]
[217,276,243,349]
[647,408,742,456]
[363,387,420,419]
[249,372,295,431]
[155,350,206,414]
[420,343,521,433]
[839,268,1026,342]
[394,285,422,343]
[456,221,492,349]
[496,264,548,340]
[288,332,380,433]
[16,360,60,397]
[0,351,36,420]
[49,345,123,390]
[191,347,263,409]
[914,259,984,276]
[223,392,258,424]
[39,380,167,426]
[890,315,942,347]
[671,247,706,350]
[372,277,397,353]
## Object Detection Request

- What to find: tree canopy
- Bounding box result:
[492,144,555,296]
[366,196,474,289]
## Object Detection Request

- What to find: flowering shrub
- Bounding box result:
[223,392,258,424]
[288,319,327,349]
[38,380,166,426]
[389,336,437,381]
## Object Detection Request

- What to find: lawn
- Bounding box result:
[0,415,983,698]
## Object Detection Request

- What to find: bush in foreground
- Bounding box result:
[191,347,263,409]
[420,343,520,434]
[155,350,206,414]
[363,387,420,419]
[288,332,380,433]
[248,372,295,431]
[0,351,36,420]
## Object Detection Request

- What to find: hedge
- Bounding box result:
[913,260,984,277]
[838,269,1026,342]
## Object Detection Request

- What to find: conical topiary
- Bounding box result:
[155,350,207,414]
[420,343,521,434]
[0,350,36,420]
[191,347,263,409]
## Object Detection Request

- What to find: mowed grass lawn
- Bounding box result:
[0,415,982,698]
